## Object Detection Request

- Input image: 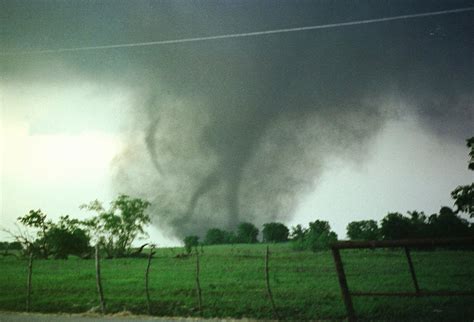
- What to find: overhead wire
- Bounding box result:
[2,6,474,56]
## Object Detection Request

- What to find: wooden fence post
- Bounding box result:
[195,249,203,316]
[265,246,280,320]
[404,247,420,294]
[26,252,33,312]
[145,246,155,315]
[331,247,356,322]
[95,244,106,314]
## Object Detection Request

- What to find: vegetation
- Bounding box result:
[80,194,151,258]
[0,243,473,321]
[451,137,474,217]
[290,220,338,251]
[346,220,380,241]
[1,137,473,319]
[262,222,289,243]
[377,208,472,241]
[235,222,259,244]
[204,228,235,245]
[183,235,199,254]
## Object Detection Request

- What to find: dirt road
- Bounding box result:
[0,312,261,322]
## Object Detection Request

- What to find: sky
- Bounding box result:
[1,0,473,246]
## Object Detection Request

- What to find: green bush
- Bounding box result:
[183,235,199,254]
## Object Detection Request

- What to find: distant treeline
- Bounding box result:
[2,137,473,258]
[182,206,473,253]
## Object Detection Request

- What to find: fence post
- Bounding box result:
[145,246,155,315]
[331,247,356,322]
[404,247,420,294]
[265,246,280,320]
[95,244,106,314]
[26,252,33,312]
[195,249,203,315]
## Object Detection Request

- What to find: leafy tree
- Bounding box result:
[306,220,338,252]
[17,209,52,258]
[380,212,413,240]
[289,224,308,251]
[427,207,472,238]
[46,216,90,259]
[451,184,474,218]
[407,210,429,238]
[204,228,235,245]
[183,235,199,254]
[262,222,289,243]
[81,194,151,258]
[0,238,27,251]
[451,137,474,217]
[346,220,380,241]
[236,222,259,243]
[290,221,337,251]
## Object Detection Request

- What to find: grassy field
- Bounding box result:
[0,243,473,321]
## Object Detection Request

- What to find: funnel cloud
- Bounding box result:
[2,1,473,238]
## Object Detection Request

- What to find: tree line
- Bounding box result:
[1,137,473,258]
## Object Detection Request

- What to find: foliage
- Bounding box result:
[306,220,338,251]
[46,216,91,259]
[451,137,474,217]
[0,241,22,250]
[236,222,259,243]
[451,184,474,218]
[289,224,308,250]
[427,207,472,239]
[467,136,474,171]
[290,221,337,251]
[381,209,472,240]
[10,211,92,259]
[183,235,199,254]
[204,228,235,245]
[17,209,52,258]
[346,220,381,241]
[380,212,414,240]
[262,222,289,243]
[80,194,151,258]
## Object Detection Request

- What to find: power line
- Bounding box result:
[2,6,474,56]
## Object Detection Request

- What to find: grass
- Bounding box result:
[0,243,473,321]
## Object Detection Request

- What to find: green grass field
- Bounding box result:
[1,243,473,321]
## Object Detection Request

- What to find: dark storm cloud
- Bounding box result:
[2,0,473,237]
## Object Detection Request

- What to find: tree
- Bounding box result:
[17,209,52,258]
[407,210,429,238]
[451,137,474,217]
[81,194,151,258]
[46,216,90,259]
[184,235,199,254]
[427,207,472,239]
[262,222,289,243]
[236,222,259,243]
[306,220,338,252]
[204,228,235,245]
[346,220,380,241]
[380,212,413,240]
[10,211,91,259]
[289,224,308,251]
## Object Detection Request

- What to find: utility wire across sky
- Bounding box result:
[2,6,474,56]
